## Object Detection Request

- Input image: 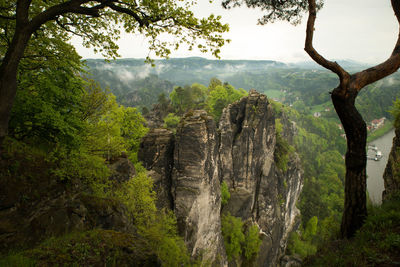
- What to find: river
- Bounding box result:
[366,129,396,204]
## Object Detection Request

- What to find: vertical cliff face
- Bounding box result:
[219,90,302,266]
[138,128,175,210]
[383,128,400,201]
[172,110,227,265]
[138,91,303,266]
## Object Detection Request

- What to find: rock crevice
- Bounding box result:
[139,91,303,266]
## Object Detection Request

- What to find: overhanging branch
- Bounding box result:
[304,0,350,86]
[352,0,400,90]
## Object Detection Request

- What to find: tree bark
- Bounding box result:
[305,0,400,239]
[0,27,32,150]
[331,85,367,238]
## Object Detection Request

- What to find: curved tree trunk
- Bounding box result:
[0,26,32,150]
[331,86,367,238]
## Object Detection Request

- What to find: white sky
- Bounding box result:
[72,0,398,64]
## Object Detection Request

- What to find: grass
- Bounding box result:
[367,122,394,143]
[303,194,400,267]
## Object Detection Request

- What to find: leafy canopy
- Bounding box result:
[221,0,323,25]
[0,0,230,60]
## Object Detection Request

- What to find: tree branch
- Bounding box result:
[105,2,146,27]
[16,0,32,25]
[0,14,16,20]
[352,0,400,91]
[304,0,350,86]
[28,0,100,34]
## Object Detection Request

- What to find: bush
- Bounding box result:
[221,213,245,261]
[243,224,262,260]
[113,171,189,266]
[221,213,262,263]
[221,181,230,206]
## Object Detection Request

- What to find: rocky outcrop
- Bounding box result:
[0,190,136,252]
[219,90,302,266]
[139,90,303,266]
[383,127,400,201]
[138,128,175,209]
[108,153,136,183]
[173,110,227,265]
[0,153,139,253]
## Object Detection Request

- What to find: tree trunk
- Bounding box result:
[331,85,367,238]
[0,27,31,150]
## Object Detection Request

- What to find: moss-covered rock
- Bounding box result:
[1,229,159,267]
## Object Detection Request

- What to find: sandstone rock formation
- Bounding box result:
[139,90,303,266]
[173,110,227,265]
[138,128,175,209]
[383,127,400,201]
[219,90,302,266]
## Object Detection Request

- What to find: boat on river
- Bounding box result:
[367,145,383,161]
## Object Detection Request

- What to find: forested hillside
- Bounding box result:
[85,57,400,124]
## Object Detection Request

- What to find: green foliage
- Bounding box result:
[221,213,261,263]
[170,84,208,113]
[287,231,317,258]
[304,196,400,266]
[17,229,160,266]
[221,181,231,206]
[139,209,190,266]
[243,224,262,260]
[108,168,189,266]
[390,98,400,129]
[274,119,294,172]
[164,113,181,130]
[120,106,149,161]
[1,0,230,60]
[114,172,157,226]
[49,147,111,186]
[167,79,247,122]
[303,216,318,241]
[207,83,247,121]
[271,105,345,259]
[221,213,245,261]
[222,0,313,25]
[9,41,85,149]
[0,253,36,267]
[287,216,318,258]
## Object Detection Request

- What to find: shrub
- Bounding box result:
[221,213,245,261]
[243,224,262,260]
[221,181,230,206]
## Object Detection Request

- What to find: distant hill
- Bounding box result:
[83,57,400,122]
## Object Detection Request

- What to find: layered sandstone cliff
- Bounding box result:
[139,90,303,266]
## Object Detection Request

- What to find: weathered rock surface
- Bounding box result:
[0,190,135,252]
[0,154,139,253]
[383,127,400,201]
[172,110,227,265]
[108,153,136,183]
[138,128,175,209]
[219,90,302,266]
[139,90,303,267]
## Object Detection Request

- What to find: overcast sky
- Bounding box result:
[72,0,397,64]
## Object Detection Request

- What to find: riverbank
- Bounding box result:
[367,122,394,143]
[367,129,396,204]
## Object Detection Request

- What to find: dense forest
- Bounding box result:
[85,58,400,124]
[1,51,399,265]
[1,0,400,265]
[1,48,399,265]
